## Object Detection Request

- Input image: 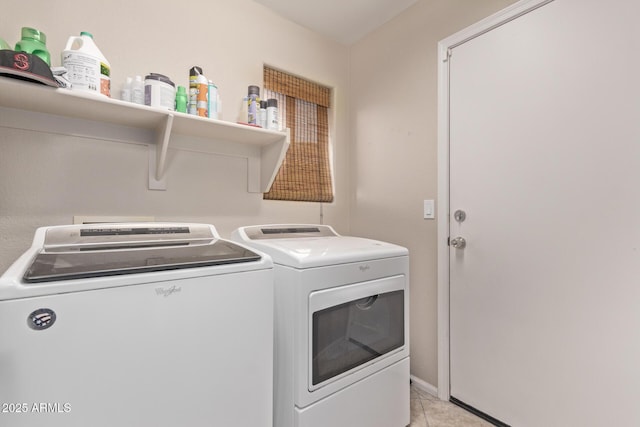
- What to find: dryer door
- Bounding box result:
[308,275,405,390]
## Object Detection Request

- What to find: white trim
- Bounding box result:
[410,375,438,398]
[436,31,451,402]
[436,0,555,402]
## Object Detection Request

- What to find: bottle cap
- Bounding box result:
[260,100,267,109]
[190,66,203,77]
[145,73,175,87]
[80,31,94,38]
[267,98,278,108]
[21,27,46,44]
[177,86,187,95]
[248,85,260,96]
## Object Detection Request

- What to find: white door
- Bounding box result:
[448,0,640,425]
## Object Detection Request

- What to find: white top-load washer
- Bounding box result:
[232,224,410,427]
[0,223,274,427]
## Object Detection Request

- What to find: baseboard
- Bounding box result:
[409,375,438,397]
[450,397,511,427]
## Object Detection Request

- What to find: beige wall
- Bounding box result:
[1,0,520,391]
[348,0,517,387]
[0,0,350,272]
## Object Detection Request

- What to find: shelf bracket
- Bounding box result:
[256,128,290,193]
[148,114,174,190]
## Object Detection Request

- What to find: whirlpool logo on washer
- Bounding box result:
[359,264,371,273]
[155,285,182,297]
[27,308,56,331]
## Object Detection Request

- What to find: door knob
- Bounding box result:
[454,210,466,222]
[451,237,466,249]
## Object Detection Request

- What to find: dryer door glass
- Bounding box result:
[311,289,404,386]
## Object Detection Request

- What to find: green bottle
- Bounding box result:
[175,86,188,113]
[15,27,50,66]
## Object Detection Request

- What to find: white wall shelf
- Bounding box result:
[0,77,289,192]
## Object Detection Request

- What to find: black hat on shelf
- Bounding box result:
[0,50,58,87]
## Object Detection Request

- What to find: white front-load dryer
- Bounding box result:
[0,223,274,427]
[232,224,410,427]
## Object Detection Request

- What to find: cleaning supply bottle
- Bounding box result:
[120,77,132,102]
[61,31,111,97]
[259,100,267,128]
[15,27,50,66]
[196,72,208,117]
[175,86,188,113]
[189,66,208,116]
[131,75,144,104]
[247,85,260,125]
[266,98,279,130]
[208,81,218,119]
[144,73,176,111]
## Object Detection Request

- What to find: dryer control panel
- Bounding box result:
[243,224,339,240]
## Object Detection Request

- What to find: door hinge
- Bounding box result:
[447,237,450,246]
[443,48,453,63]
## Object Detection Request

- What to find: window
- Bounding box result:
[263,66,333,202]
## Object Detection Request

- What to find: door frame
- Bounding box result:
[436,0,554,401]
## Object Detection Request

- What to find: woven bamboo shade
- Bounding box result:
[264,66,330,108]
[263,67,334,202]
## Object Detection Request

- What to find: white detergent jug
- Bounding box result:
[62,32,111,97]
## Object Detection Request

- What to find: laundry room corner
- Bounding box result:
[347,0,518,389]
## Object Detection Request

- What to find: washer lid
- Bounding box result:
[22,223,261,283]
[232,225,407,268]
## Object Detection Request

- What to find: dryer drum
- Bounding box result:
[355,295,378,310]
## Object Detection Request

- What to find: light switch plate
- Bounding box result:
[423,200,435,219]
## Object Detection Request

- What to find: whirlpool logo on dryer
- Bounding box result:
[155,285,182,297]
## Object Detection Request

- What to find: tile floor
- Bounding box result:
[409,385,493,427]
